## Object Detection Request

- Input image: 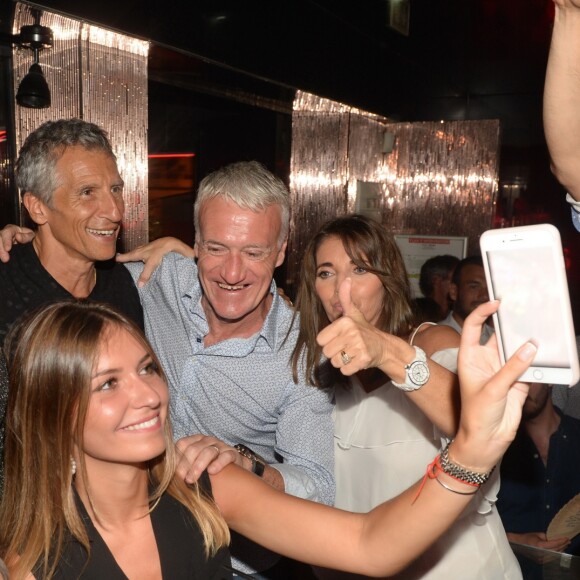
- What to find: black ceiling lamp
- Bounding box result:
[15,9,54,109]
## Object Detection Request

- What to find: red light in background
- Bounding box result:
[564,246,572,272]
[148,153,195,159]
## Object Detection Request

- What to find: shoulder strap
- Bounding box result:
[409,321,436,345]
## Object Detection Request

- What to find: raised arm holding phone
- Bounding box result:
[0,299,534,579]
[544,0,580,230]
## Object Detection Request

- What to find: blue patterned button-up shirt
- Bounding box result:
[125,253,335,572]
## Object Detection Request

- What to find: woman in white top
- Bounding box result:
[291,214,521,579]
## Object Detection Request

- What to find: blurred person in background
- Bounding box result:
[439,256,493,345]
[418,254,459,321]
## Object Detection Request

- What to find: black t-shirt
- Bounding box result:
[0,243,144,490]
[0,243,143,344]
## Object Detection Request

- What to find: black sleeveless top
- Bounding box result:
[35,474,232,579]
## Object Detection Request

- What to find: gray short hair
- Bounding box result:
[15,118,115,207]
[194,161,290,247]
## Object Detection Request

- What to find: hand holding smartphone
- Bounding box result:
[480,224,579,386]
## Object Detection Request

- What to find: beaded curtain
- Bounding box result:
[12,2,149,250]
[287,90,500,290]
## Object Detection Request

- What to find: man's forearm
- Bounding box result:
[237,453,285,491]
[263,465,284,490]
[544,4,580,200]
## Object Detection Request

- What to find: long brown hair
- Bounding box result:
[0,301,229,579]
[291,215,415,387]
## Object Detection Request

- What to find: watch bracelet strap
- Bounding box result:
[234,444,265,477]
[392,378,421,392]
[392,345,428,391]
[251,457,265,477]
[439,442,495,486]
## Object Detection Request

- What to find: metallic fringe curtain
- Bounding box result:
[288,90,500,290]
[12,2,149,250]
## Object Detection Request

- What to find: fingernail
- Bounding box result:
[518,342,537,361]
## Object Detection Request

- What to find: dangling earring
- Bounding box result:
[71,456,77,476]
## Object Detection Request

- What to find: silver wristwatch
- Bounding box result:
[392,346,430,392]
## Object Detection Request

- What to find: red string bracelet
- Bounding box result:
[412,455,439,503]
[413,454,480,504]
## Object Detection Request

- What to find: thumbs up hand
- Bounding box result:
[316,278,390,376]
[336,277,365,323]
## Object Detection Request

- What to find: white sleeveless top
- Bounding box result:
[328,333,521,580]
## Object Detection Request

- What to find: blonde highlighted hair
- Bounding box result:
[0,301,229,579]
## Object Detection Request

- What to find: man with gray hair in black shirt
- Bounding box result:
[0,119,144,487]
[0,118,143,341]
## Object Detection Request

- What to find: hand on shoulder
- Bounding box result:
[176,435,241,484]
[0,225,35,263]
[116,236,194,287]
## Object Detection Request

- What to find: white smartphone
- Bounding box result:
[480,224,579,386]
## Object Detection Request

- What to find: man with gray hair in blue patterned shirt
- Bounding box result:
[122,161,335,577]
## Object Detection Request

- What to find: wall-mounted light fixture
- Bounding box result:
[15,9,53,108]
[0,8,54,108]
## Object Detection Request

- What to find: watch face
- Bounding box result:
[409,361,430,386]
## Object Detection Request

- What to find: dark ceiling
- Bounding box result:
[13,0,554,147]
[4,0,578,321]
